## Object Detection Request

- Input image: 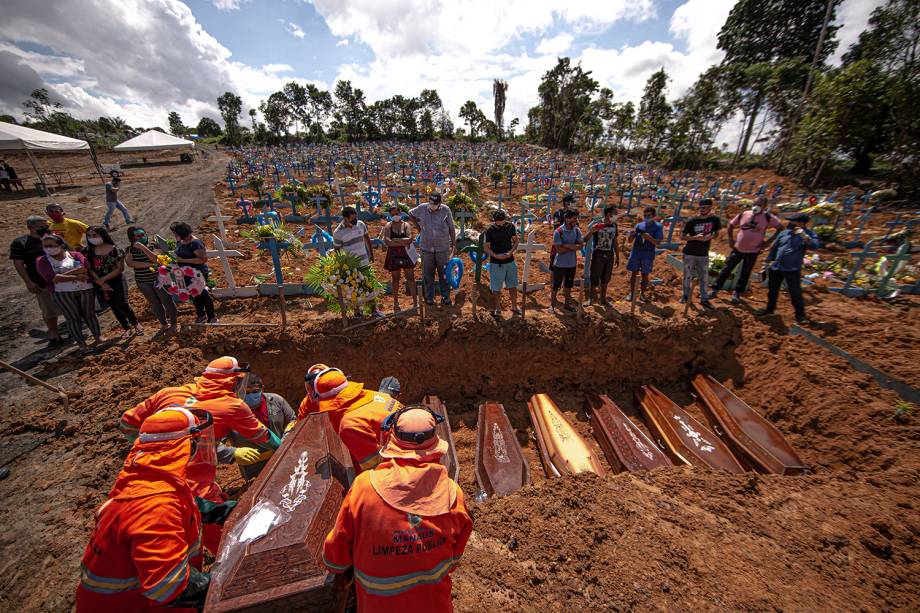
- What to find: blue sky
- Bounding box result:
[0,0,882,136]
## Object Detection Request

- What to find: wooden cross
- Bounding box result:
[208,234,257,298]
[830,239,879,297]
[305,226,336,257]
[515,200,535,241]
[659,195,687,250]
[876,241,912,298]
[311,194,340,234]
[517,230,546,295]
[207,201,236,244]
[454,209,476,240]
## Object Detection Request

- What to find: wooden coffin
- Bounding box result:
[204,412,355,613]
[636,386,745,474]
[691,374,808,475]
[527,393,606,478]
[585,394,672,473]
[421,395,461,482]
[475,403,531,497]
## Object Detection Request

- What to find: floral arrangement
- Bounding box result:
[707,251,726,277]
[813,224,837,242]
[303,183,335,207]
[458,175,480,197]
[489,170,504,185]
[157,262,207,302]
[802,201,842,220]
[447,190,477,213]
[304,251,384,315]
[248,175,265,194]
[239,223,304,256]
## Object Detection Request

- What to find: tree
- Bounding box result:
[459,100,487,139]
[167,111,186,136]
[508,117,520,137]
[216,92,243,144]
[196,117,222,137]
[0,114,16,124]
[248,108,257,131]
[667,66,729,167]
[635,68,672,156]
[493,79,508,139]
[333,80,368,141]
[527,58,599,151]
[607,102,635,151]
[260,92,291,139]
[22,88,62,123]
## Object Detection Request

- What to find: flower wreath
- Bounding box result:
[157,263,207,302]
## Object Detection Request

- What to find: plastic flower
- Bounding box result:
[177,291,189,301]
[189,288,200,297]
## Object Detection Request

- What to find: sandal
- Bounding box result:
[120,329,133,340]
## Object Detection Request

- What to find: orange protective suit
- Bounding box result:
[119,384,198,440]
[76,413,202,612]
[322,461,472,612]
[337,393,401,471]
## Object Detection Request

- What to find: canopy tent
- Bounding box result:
[113,130,195,152]
[0,121,94,195]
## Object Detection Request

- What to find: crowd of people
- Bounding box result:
[77,357,471,612]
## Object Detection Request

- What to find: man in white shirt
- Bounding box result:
[333,206,383,317]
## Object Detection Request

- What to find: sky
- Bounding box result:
[0,0,884,138]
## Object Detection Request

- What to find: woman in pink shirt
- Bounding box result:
[710,197,783,303]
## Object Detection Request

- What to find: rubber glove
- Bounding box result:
[256,450,274,463]
[234,447,262,465]
[166,568,209,608]
[284,420,297,436]
[266,429,283,450]
[195,498,238,525]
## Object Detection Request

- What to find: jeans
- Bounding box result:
[104,200,132,225]
[712,249,758,294]
[421,250,451,302]
[682,254,710,301]
[766,269,806,319]
[137,281,178,326]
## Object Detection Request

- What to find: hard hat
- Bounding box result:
[203,356,250,377]
[139,407,211,443]
[310,368,348,400]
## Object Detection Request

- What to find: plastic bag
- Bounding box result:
[211,499,290,591]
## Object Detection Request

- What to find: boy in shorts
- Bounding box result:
[551,210,583,313]
[584,206,620,306]
[626,207,663,302]
[484,210,520,316]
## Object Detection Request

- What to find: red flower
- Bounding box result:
[166,286,178,295]
[188,288,200,297]
[177,291,189,301]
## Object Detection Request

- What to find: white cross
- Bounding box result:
[209,234,258,298]
[207,201,236,244]
[517,230,546,293]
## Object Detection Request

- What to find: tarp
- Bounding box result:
[0,121,90,152]
[113,130,195,152]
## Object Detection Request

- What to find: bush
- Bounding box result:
[814,225,837,243]
[447,191,476,213]
[303,183,335,207]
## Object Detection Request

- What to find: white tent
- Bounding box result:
[0,121,93,195]
[114,130,195,152]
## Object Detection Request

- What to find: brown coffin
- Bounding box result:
[527,393,606,478]
[421,395,460,482]
[475,402,531,497]
[585,394,672,473]
[691,374,808,475]
[636,385,745,474]
[204,412,355,613]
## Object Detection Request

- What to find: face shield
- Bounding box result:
[233,372,251,400]
[188,408,217,468]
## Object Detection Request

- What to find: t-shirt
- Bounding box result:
[9,234,47,287]
[591,222,618,253]
[409,204,456,252]
[175,239,209,276]
[484,223,516,265]
[630,220,663,256]
[333,220,370,265]
[86,246,124,278]
[681,215,722,257]
[105,182,119,203]
[50,218,89,249]
[128,246,157,284]
[47,252,93,292]
[730,210,783,253]
[552,225,582,268]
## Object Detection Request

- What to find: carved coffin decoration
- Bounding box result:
[585,394,672,473]
[475,402,531,497]
[204,412,355,613]
[421,395,460,482]
[527,393,606,478]
[692,374,808,475]
[636,385,745,474]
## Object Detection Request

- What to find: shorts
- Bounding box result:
[626,252,655,275]
[36,288,60,319]
[590,251,614,285]
[489,261,518,292]
[552,266,576,290]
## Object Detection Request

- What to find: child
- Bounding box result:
[626,206,663,302]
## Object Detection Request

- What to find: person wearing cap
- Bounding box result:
[297,365,402,472]
[323,406,472,612]
[756,213,820,324]
[378,376,401,399]
[552,193,575,229]
[679,198,721,308]
[46,203,89,249]
[409,192,457,306]
[710,196,783,304]
[76,407,235,612]
[118,357,282,553]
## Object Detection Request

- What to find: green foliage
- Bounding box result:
[892,401,914,422]
[527,58,599,151]
[448,161,460,175]
[217,92,243,144]
[490,169,504,185]
[196,117,222,137]
[167,111,186,137]
[447,191,476,213]
[304,251,384,315]
[239,223,303,256]
[303,183,334,206]
[458,175,480,196]
[813,225,837,242]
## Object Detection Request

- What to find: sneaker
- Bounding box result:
[730,294,741,304]
[754,308,773,317]
[512,308,522,315]
[195,316,207,324]
[709,289,719,299]
[679,296,688,304]
[493,308,501,316]
[207,317,221,324]
[625,293,634,302]
[46,338,66,349]
[641,294,652,303]
[700,300,714,310]
[795,316,811,325]
[372,310,386,319]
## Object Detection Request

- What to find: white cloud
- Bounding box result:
[830,0,884,64]
[262,63,294,74]
[212,0,245,10]
[286,21,305,39]
[535,33,573,56]
[335,39,349,47]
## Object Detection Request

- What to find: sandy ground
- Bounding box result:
[0,146,917,611]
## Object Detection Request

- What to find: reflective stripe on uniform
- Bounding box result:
[358,451,382,470]
[141,557,189,603]
[79,564,140,594]
[322,552,351,572]
[354,557,458,596]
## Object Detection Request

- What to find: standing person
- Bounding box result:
[680,198,722,309]
[47,203,89,249]
[625,206,663,303]
[757,213,820,324]
[483,209,520,316]
[0,164,10,192]
[382,204,417,313]
[409,193,457,307]
[9,216,62,347]
[170,222,218,324]
[552,193,574,228]
[550,210,583,313]
[323,407,473,612]
[583,206,620,306]
[85,226,142,338]
[218,373,295,479]
[103,176,134,228]
[35,234,103,354]
[334,206,383,317]
[710,197,783,304]
[2,161,23,190]
[124,226,178,335]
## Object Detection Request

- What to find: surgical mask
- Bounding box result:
[87,237,103,245]
[43,246,62,256]
[137,236,148,245]
[49,212,64,222]
[428,204,439,212]
[244,391,263,408]
[35,227,50,237]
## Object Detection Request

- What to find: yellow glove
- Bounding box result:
[256,450,274,463]
[234,447,262,465]
[284,420,297,436]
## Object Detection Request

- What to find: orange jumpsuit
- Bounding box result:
[119,384,198,440]
[322,468,472,612]
[76,437,201,612]
[337,393,401,472]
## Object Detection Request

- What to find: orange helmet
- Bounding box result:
[203,356,250,378]
[139,407,215,466]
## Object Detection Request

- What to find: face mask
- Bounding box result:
[43,246,61,256]
[137,236,148,245]
[36,227,50,237]
[244,391,263,408]
[49,212,64,222]
[428,204,439,211]
[87,237,103,246]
